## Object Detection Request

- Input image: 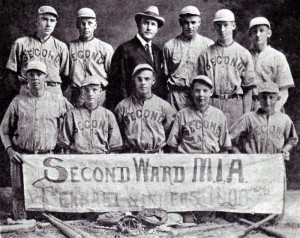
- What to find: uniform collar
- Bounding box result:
[33,32,52,43]
[136,33,152,48]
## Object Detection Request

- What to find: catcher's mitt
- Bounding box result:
[97,211,125,226]
[137,208,168,226]
[117,215,144,236]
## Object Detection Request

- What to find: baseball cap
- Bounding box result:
[77,8,96,18]
[38,6,58,17]
[180,6,200,16]
[26,61,48,74]
[135,6,165,28]
[249,17,270,30]
[132,64,154,77]
[213,9,235,22]
[191,75,213,88]
[81,75,106,87]
[258,82,279,94]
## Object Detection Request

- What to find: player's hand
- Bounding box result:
[7,147,23,163]
[282,150,290,161]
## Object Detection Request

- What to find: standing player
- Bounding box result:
[59,75,123,154]
[230,81,298,156]
[0,61,72,220]
[6,6,69,95]
[164,6,213,111]
[248,17,294,112]
[199,9,256,127]
[114,64,176,153]
[107,6,167,110]
[167,75,231,153]
[68,8,114,107]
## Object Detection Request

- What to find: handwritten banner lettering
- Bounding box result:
[23,154,285,214]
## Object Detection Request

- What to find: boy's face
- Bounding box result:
[77,18,97,40]
[214,21,236,41]
[249,25,271,46]
[134,69,155,97]
[180,15,201,39]
[258,92,279,114]
[81,84,101,104]
[26,69,47,91]
[191,82,213,109]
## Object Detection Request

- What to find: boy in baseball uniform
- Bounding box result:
[6,6,69,95]
[114,64,176,153]
[167,75,231,154]
[68,8,114,107]
[248,17,294,112]
[164,6,213,111]
[0,61,72,220]
[59,75,122,153]
[199,9,256,127]
[230,81,298,157]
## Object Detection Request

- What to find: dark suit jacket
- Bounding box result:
[107,36,167,110]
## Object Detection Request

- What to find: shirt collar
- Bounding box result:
[136,33,152,48]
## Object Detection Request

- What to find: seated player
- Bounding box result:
[230,81,298,158]
[114,64,176,153]
[59,75,123,153]
[167,75,232,154]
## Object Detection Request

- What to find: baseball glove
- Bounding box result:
[97,211,125,226]
[136,208,168,226]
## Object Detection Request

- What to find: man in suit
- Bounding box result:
[107,6,166,110]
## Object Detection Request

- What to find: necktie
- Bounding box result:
[145,43,153,62]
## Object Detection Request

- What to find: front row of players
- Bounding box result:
[0,61,298,219]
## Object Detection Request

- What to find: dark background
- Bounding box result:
[0,0,299,188]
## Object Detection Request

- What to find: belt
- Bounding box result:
[130,148,162,154]
[212,94,241,99]
[18,148,53,154]
[46,82,61,87]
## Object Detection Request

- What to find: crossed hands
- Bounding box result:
[7,147,23,163]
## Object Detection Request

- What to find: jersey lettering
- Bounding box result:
[205,56,244,71]
[21,48,61,64]
[70,50,104,64]
[124,110,164,124]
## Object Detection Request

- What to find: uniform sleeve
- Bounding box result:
[162,102,177,135]
[284,118,298,148]
[58,110,74,149]
[219,114,232,151]
[229,114,248,149]
[6,40,20,73]
[60,97,74,117]
[166,113,181,148]
[107,111,123,151]
[104,44,114,76]
[198,53,206,76]
[0,99,18,149]
[163,43,171,76]
[241,50,256,87]
[277,54,294,89]
[59,43,70,77]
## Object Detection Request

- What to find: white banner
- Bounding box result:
[23,154,285,214]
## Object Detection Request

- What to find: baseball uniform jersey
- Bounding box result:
[229,108,298,154]
[167,105,231,153]
[59,106,122,153]
[6,34,69,85]
[0,91,72,152]
[198,41,256,126]
[164,34,213,110]
[69,37,114,88]
[114,94,176,152]
[250,46,294,89]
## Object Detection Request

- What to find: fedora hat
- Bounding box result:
[135,6,165,28]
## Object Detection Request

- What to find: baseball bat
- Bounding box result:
[0,223,36,233]
[42,213,82,238]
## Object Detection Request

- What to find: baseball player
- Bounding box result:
[0,61,72,219]
[107,6,167,110]
[114,64,176,153]
[248,17,294,112]
[68,8,114,107]
[59,75,123,154]
[230,81,298,156]
[164,6,214,111]
[6,6,69,95]
[198,9,256,127]
[167,75,231,153]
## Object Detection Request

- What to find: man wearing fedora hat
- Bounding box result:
[107,6,167,110]
[164,6,214,111]
[6,6,69,96]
